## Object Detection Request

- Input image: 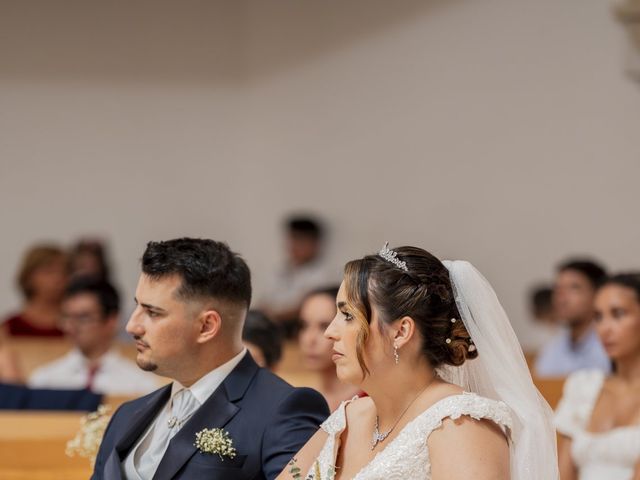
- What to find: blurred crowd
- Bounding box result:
[0,214,342,400]
[1,217,640,477]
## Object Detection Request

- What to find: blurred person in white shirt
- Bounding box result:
[261,215,334,337]
[28,276,159,396]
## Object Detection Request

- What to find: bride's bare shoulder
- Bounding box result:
[425,387,511,480]
[427,413,510,479]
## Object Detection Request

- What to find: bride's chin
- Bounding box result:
[334,367,361,386]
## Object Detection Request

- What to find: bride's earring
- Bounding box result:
[393,343,400,365]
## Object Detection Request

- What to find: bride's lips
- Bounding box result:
[331,350,344,362]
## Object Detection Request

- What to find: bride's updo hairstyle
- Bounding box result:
[343,246,478,375]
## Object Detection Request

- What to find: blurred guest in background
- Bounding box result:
[242,309,283,370]
[298,286,360,410]
[3,244,69,337]
[535,259,610,377]
[28,276,158,396]
[69,237,112,282]
[556,273,640,480]
[524,284,559,354]
[261,215,333,336]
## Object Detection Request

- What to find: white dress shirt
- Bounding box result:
[263,259,334,313]
[122,348,247,480]
[28,348,160,396]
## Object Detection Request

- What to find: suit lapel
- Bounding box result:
[152,383,239,480]
[104,450,125,480]
[102,384,172,480]
[152,353,260,480]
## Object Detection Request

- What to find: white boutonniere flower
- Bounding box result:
[66,404,112,467]
[194,428,237,460]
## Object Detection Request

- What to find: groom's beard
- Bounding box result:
[137,357,158,372]
[134,335,158,372]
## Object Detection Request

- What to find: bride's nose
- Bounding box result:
[324,315,339,340]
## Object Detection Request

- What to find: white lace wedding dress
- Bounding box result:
[306,392,513,480]
[555,370,640,480]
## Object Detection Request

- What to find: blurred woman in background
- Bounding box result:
[298,286,360,410]
[556,273,640,480]
[3,244,69,337]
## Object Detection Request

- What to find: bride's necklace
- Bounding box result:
[371,384,431,450]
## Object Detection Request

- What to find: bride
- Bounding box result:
[277,244,558,479]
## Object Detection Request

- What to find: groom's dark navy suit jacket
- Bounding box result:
[91,352,329,480]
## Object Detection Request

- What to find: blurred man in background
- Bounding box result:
[261,215,334,336]
[535,259,611,377]
[29,276,158,396]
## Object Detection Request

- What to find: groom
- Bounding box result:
[92,238,329,480]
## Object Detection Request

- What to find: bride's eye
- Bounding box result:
[340,310,353,321]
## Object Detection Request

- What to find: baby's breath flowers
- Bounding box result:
[66,405,112,466]
[194,428,237,460]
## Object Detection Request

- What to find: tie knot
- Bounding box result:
[172,388,191,409]
[169,388,198,429]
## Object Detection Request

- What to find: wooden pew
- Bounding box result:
[0,396,139,480]
[0,339,152,480]
[0,411,92,480]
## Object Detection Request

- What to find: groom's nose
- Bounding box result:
[126,306,144,336]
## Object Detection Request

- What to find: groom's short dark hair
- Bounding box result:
[141,238,251,308]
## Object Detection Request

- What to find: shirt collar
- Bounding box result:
[170,348,247,405]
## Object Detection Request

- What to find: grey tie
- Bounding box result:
[133,389,199,479]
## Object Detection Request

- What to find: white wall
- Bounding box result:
[1,0,639,347]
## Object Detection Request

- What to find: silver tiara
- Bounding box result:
[378,242,408,272]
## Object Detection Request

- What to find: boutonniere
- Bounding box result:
[194,428,237,460]
[66,405,112,467]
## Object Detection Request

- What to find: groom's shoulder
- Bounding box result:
[249,366,302,397]
[248,367,327,409]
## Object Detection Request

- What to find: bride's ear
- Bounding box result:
[392,316,416,349]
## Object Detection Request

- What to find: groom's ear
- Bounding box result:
[393,316,416,348]
[196,309,223,343]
